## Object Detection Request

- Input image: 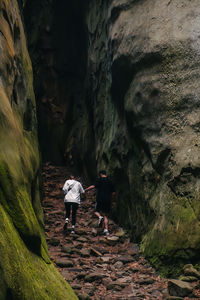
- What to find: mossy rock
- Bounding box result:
[0,205,77,299]
[0,0,77,298]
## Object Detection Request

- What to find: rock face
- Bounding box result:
[0,0,76,299]
[82,0,200,274]
[19,0,200,275]
[23,0,94,169]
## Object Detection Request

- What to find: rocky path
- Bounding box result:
[42,163,199,300]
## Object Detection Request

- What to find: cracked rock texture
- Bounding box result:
[22,0,200,275]
[0,0,76,299]
[81,0,200,275]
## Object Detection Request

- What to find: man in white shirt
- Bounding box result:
[63,175,85,233]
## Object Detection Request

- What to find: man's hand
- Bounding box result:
[85,185,95,192]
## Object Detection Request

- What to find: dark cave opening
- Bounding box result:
[23,0,89,165]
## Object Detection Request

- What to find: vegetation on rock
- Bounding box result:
[0,0,77,298]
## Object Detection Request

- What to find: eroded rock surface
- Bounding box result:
[79,0,200,274]
[0,1,76,299]
[22,0,200,274]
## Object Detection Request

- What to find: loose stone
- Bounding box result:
[47,238,60,246]
[113,261,124,269]
[80,249,90,257]
[71,284,82,290]
[77,237,88,243]
[84,272,105,282]
[55,259,74,267]
[168,279,193,297]
[77,293,91,300]
[106,236,119,245]
[115,255,134,264]
[137,278,155,285]
[107,281,127,291]
[100,256,112,263]
[183,264,200,279]
[178,275,198,282]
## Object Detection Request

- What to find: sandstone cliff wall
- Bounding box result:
[20,0,200,276]
[83,0,200,275]
[0,0,77,298]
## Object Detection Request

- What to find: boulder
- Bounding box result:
[107,281,127,291]
[48,238,60,246]
[165,296,184,300]
[83,0,200,274]
[80,249,90,257]
[168,279,193,297]
[101,256,112,263]
[71,284,82,290]
[183,264,200,279]
[78,293,91,300]
[91,228,98,236]
[137,278,155,285]
[179,275,198,282]
[115,255,134,264]
[55,259,74,268]
[115,228,126,237]
[84,273,104,282]
[77,237,88,243]
[113,261,124,269]
[106,236,120,245]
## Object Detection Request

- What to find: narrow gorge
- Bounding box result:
[1,0,200,299]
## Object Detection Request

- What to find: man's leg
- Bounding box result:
[103,214,109,236]
[94,211,104,227]
[94,202,104,227]
[71,203,79,229]
[64,202,71,229]
[103,214,109,230]
[94,211,101,218]
[102,202,110,235]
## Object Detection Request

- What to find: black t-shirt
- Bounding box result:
[94,177,115,202]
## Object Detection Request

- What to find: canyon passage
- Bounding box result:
[1,0,200,299]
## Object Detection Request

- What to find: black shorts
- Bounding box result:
[95,200,111,213]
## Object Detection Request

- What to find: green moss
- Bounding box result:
[0,64,76,300]
[140,189,200,276]
[0,204,77,299]
[0,2,76,296]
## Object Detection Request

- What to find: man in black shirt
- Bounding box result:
[85,170,115,236]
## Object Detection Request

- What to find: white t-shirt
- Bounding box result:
[63,179,85,204]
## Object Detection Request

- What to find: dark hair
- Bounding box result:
[99,170,106,175]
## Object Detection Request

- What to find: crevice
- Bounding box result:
[23,98,34,131]
[23,0,89,164]
[0,29,7,41]
[111,52,163,117]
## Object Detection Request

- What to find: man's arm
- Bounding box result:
[85,185,95,192]
[79,183,85,194]
[62,180,69,194]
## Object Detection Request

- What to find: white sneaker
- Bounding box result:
[63,219,68,230]
[71,226,75,234]
[98,216,104,227]
[103,229,109,236]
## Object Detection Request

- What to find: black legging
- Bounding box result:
[65,202,79,226]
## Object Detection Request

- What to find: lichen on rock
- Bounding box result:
[11,0,200,279]
[0,0,77,298]
[81,0,200,275]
